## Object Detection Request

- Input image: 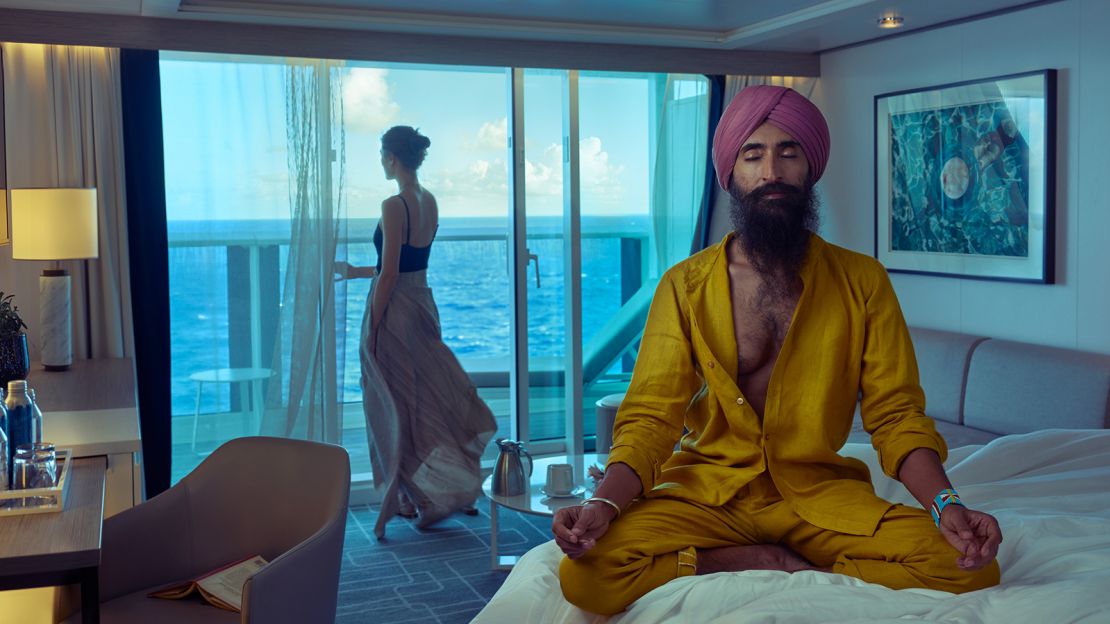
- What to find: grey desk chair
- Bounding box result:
[66,436,350,623]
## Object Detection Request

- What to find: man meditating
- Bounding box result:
[553,85,1002,616]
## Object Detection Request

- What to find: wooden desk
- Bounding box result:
[27,358,136,413]
[0,458,107,623]
[29,358,143,517]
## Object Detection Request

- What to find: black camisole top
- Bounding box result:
[374,195,435,273]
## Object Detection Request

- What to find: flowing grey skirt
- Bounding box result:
[360,270,497,538]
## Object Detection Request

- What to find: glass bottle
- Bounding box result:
[4,380,34,485]
[0,409,8,491]
[28,388,43,445]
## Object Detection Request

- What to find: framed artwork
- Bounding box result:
[874,69,1056,283]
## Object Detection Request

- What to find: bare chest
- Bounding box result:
[731,287,798,375]
[727,273,800,416]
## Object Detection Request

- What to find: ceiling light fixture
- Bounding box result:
[877,15,904,29]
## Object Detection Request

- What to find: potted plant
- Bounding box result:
[0,291,30,387]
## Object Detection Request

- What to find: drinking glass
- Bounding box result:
[30,442,57,489]
[12,444,34,490]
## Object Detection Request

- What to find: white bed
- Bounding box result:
[473,429,1110,624]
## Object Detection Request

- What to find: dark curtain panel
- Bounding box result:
[1,46,7,193]
[119,48,171,497]
[695,74,726,251]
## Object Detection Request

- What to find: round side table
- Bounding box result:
[188,367,273,451]
[482,453,604,570]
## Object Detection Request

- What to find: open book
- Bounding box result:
[149,555,268,612]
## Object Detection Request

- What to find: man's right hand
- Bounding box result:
[552,502,616,559]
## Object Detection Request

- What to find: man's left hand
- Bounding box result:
[939,506,1002,570]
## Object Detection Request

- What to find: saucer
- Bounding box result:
[540,485,586,498]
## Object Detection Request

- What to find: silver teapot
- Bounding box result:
[491,438,533,496]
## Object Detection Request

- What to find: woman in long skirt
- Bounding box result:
[336,126,497,539]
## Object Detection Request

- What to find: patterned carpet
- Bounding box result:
[337,501,555,623]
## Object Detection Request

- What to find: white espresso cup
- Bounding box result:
[545,463,575,496]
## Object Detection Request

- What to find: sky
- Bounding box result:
[158,53,679,221]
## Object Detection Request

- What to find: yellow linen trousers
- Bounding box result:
[559,474,999,616]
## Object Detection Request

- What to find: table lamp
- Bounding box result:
[10,188,99,371]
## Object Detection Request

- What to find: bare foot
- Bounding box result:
[398,493,418,519]
[695,544,830,575]
[397,500,418,519]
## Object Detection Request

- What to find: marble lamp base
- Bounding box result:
[40,269,72,371]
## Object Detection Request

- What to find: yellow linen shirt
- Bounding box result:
[607,232,946,537]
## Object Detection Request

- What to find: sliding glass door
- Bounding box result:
[511,70,711,453]
[336,63,515,484]
[159,49,711,498]
[505,69,582,453]
[160,53,517,491]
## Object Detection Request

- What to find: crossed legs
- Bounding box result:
[559,488,999,616]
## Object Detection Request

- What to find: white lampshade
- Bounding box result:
[10,188,99,260]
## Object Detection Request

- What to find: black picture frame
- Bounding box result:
[874,69,1056,283]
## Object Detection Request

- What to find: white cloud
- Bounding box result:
[526,147,562,197]
[427,122,626,216]
[342,68,399,134]
[579,136,625,202]
[528,137,625,203]
[476,118,508,151]
[435,158,507,194]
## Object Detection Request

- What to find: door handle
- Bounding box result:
[527,250,541,288]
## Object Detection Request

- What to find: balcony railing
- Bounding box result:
[167,217,650,417]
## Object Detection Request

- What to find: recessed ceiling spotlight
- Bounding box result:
[877,15,904,29]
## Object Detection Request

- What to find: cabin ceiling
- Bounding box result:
[0,0,1055,52]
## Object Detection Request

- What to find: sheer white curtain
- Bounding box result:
[1,42,133,360]
[648,74,711,278]
[261,59,348,444]
[706,75,819,245]
[158,53,347,475]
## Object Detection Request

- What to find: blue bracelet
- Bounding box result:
[929,488,965,526]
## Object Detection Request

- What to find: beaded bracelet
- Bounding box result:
[582,496,622,519]
[929,488,965,527]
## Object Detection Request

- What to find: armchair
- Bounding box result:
[64,436,350,623]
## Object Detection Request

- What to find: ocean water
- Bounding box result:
[168,216,648,415]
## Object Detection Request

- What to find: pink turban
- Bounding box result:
[712,85,831,190]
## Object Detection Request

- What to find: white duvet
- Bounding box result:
[473,429,1110,623]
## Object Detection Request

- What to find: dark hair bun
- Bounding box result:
[382,125,430,170]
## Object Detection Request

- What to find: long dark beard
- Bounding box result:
[728,180,820,288]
